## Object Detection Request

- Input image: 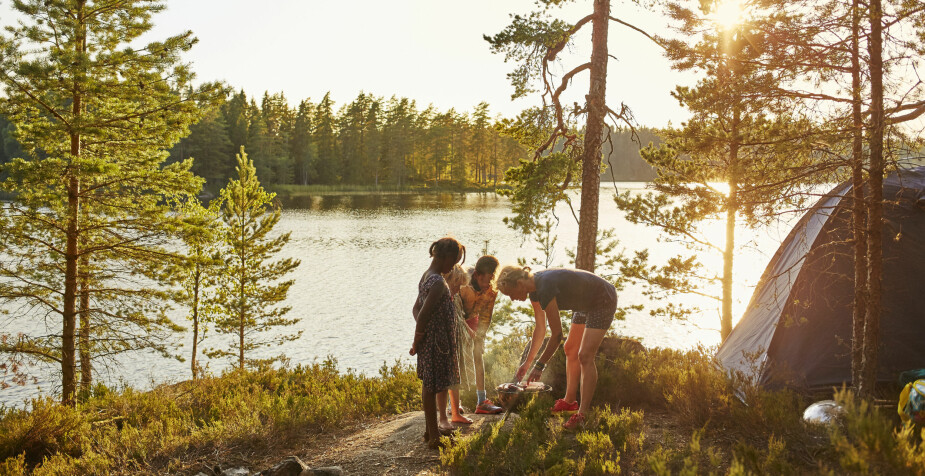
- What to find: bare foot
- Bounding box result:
[451,414,473,424]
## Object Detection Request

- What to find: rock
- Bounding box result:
[300,466,344,476]
[220,468,251,476]
[257,456,308,476]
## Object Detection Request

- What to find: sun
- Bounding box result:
[710,0,745,29]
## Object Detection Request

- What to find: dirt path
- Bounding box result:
[301,411,507,475]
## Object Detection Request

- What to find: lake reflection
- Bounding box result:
[280,191,501,212]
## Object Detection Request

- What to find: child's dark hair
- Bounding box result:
[470,255,500,292]
[429,237,465,264]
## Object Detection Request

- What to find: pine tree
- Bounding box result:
[313,93,339,184]
[290,99,317,185]
[486,0,660,271]
[208,147,301,370]
[614,0,819,340]
[170,199,222,379]
[171,105,234,191]
[0,0,221,404]
[223,90,250,153]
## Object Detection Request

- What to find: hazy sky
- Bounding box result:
[1,0,694,127]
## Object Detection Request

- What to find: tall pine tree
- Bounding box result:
[208,147,301,370]
[0,0,221,404]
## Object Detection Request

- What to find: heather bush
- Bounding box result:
[0,359,419,474]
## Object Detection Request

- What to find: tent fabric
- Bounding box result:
[716,167,925,391]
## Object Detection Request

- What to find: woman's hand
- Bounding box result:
[514,362,531,382]
[526,366,543,384]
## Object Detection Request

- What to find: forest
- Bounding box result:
[1,94,659,196]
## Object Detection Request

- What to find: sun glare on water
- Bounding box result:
[711,0,744,29]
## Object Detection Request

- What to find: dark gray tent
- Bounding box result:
[716,166,925,391]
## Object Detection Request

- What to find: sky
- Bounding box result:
[0,0,695,127]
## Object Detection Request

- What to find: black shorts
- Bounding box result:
[571,292,617,330]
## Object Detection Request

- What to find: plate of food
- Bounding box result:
[496,381,553,412]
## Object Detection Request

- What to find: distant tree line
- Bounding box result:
[168,90,661,192]
[3,93,661,194]
[166,91,532,192]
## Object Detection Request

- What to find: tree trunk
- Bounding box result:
[239,196,247,370]
[860,0,884,399]
[63,174,79,406]
[721,110,740,342]
[850,0,868,390]
[62,3,87,405]
[575,0,610,272]
[191,267,201,379]
[79,254,91,394]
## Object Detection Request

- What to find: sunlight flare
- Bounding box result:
[710,0,744,30]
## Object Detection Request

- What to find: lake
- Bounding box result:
[0,183,802,406]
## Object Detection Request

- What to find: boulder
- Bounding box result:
[541,335,648,405]
[257,456,308,476]
[220,468,250,476]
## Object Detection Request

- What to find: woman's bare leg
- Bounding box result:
[562,323,585,403]
[577,328,607,415]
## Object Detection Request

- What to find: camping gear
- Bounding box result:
[717,166,925,390]
[899,379,925,428]
[496,382,553,423]
[802,400,843,425]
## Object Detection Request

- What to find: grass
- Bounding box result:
[0,359,419,475]
[445,334,925,475]
[2,333,924,475]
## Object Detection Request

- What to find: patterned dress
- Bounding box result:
[416,273,459,393]
[452,293,476,389]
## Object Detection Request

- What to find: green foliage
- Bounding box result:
[168,198,223,379]
[441,393,645,475]
[0,0,224,402]
[499,152,578,235]
[484,12,575,99]
[0,361,420,474]
[207,148,301,369]
[451,338,925,474]
[824,389,925,475]
[166,86,535,192]
[614,0,826,336]
[0,399,88,468]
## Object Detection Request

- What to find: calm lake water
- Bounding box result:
[1,183,803,406]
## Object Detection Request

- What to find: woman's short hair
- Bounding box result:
[429,236,465,264]
[445,264,469,288]
[469,255,500,292]
[496,265,533,292]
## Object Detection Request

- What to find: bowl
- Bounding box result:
[495,382,553,412]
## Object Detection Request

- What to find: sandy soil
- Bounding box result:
[300,411,507,475]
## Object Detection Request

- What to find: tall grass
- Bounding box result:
[0,359,419,475]
[450,335,925,474]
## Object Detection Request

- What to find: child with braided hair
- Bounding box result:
[411,237,464,448]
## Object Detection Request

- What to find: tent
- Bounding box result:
[716,166,925,391]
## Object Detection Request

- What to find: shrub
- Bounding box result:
[824,389,925,475]
[0,359,420,474]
